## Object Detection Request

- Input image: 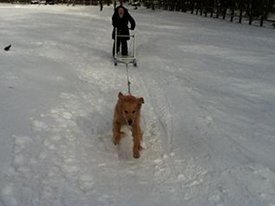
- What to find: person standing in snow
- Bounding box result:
[112,1,135,56]
[99,0,103,11]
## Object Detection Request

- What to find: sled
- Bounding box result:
[113,28,137,67]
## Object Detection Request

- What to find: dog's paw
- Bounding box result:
[133,151,140,159]
[113,137,120,145]
[133,146,141,158]
[113,139,118,145]
[113,134,121,145]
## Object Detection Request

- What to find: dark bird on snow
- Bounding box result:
[4,44,11,51]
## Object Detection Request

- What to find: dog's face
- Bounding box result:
[118,92,144,126]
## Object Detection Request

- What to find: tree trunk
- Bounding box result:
[249,0,254,25]
[239,0,243,23]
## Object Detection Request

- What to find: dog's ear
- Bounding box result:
[118,92,124,100]
[138,97,144,104]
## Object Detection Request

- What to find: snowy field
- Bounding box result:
[0,3,275,206]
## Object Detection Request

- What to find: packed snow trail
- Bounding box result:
[0,4,275,206]
[136,10,275,206]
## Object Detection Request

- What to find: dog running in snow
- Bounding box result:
[113,92,144,158]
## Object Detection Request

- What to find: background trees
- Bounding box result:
[139,0,275,27]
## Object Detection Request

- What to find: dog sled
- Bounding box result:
[113,28,137,67]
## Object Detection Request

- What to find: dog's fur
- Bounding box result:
[113,92,144,158]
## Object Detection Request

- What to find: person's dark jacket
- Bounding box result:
[112,6,136,40]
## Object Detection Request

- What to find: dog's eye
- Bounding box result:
[124,110,128,114]
[132,110,136,114]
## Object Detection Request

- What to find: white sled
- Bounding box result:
[113,28,137,67]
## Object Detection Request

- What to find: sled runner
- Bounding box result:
[113,28,137,67]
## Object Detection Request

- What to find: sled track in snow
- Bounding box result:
[132,65,208,204]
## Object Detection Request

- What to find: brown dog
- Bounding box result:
[113,92,144,158]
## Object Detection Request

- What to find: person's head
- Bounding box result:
[118,7,125,18]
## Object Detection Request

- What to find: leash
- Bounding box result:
[125,63,131,95]
[123,63,133,128]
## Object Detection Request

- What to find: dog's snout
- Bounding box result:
[128,120,133,125]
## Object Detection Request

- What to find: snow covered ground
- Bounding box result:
[0,4,275,206]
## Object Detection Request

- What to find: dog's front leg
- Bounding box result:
[112,121,122,145]
[132,124,142,158]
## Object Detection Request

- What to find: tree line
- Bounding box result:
[2,0,274,26]
[141,0,275,26]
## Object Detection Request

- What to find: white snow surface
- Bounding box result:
[0,4,275,206]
